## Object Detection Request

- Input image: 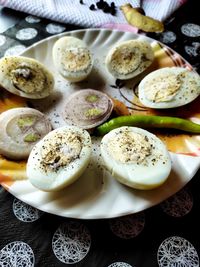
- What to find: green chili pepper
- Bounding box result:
[95,115,200,136]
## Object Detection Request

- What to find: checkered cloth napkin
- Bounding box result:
[0,0,187,30]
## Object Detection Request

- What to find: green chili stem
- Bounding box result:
[95,115,200,136]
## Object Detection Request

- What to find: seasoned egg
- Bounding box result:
[27,126,92,191]
[63,89,113,129]
[138,67,200,109]
[52,36,93,82]
[105,39,154,80]
[0,56,54,99]
[0,107,52,160]
[100,126,171,190]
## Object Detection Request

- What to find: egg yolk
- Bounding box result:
[144,73,182,103]
[10,63,46,94]
[40,131,83,172]
[61,47,91,72]
[110,46,141,75]
[106,130,152,164]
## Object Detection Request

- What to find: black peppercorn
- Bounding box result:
[86,0,116,16]
[89,4,96,10]
[110,2,116,15]
[96,0,105,9]
[102,1,109,9]
[110,8,116,16]
[111,2,115,7]
[103,6,111,13]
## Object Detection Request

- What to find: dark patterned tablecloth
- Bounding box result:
[0,1,200,266]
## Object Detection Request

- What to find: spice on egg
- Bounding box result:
[10,62,46,94]
[107,128,153,164]
[144,73,182,103]
[40,131,83,172]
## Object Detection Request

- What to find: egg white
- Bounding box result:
[0,107,52,160]
[138,67,200,109]
[52,36,93,82]
[27,126,92,192]
[0,56,54,99]
[105,39,154,80]
[100,126,171,190]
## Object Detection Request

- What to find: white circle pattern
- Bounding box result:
[0,241,35,267]
[46,23,66,34]
[52,221,91,264]
[25,15,41,23]
[108,262,133,267]
[159,31,177,44]
[157,236,199,267]
[16,28,38,40]
[0,35,6,46]
[181,23,200,37]
[109,212,145,239]
[13,198,43,222]
[185,42,200,57]
[160,188,193,217]
[4,45,26,56]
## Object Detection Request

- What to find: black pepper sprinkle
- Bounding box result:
[79,0,84,4]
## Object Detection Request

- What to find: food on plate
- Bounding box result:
[100,126,171,190]
[52,36,93,82]
[120,3,164,33]
[62,88,113,129]
[95,114,200,136]
[138,67,200,109]
[27,126,92,191]
[0,107,52,160]
[105,39,154,80]
[0,56,54,99]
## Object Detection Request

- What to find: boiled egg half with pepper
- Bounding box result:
[138,67,200,109]
[0,56,54,99]
[0,107,52,160]
[52,36,93,82]
[100,126,171,190]
[105,39,154,80]
[27,126,92,191]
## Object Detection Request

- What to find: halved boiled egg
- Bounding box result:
[100,126,171,190]
[138,67,200,109]
[27,126,92,191]
[105,39,154,80]
[0,107,52,160]
[63,88,113,129]
[0,56,54,99]
[52,36,93,82]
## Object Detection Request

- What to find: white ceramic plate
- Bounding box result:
[1,29,200,219]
